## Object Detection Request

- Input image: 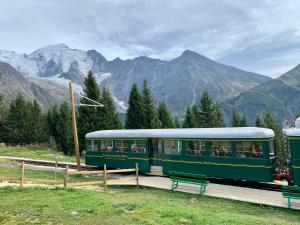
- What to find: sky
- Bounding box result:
[0,0,300,78]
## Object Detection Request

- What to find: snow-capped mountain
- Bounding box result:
[0,43,107,78]
[0,44,271,114]
[0,44,126,111]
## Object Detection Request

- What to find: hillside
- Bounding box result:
[221,65,300,124]
[0,44,271,114]
[0,61,69,109]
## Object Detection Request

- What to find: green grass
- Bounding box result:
[0,146,80,163]
[0,186,299,225]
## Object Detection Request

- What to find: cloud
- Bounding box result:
[0,0,299,77]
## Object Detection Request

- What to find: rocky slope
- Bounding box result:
[0,61,70,109]
[221,65,300,124]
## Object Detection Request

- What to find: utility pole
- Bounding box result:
[69,82,81,171]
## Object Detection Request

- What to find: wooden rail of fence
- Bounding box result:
[0,162,62,187]
[0,161,139,192]
[64,163,139,192]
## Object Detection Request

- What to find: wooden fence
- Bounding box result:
[65,163,139,192]
[0,161,139,192]
[0,162,62,186]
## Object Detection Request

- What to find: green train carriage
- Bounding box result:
[286,128,300,185]
[85,127,276,182]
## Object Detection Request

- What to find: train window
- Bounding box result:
[164,140,182,155]
[185,141,206,156]
[210,141,231,157]
[236,142,263,158]
[131,140,146,153]
[86,140,92,151]
[100,140,113,152]
[90,140,98,151]
[115,140,129,152]
[269,141,275,157]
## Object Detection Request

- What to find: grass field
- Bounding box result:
[0,146,79,162]
[0,147,299,225]
[0,186,299,225]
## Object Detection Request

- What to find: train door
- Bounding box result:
[149,139,162,166]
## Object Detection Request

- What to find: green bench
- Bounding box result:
[282,185,300,208]
[168,171,209,194]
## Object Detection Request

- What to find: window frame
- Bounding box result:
[89,140,98,152]
[209,141,232,157]
[114,139,130,153]
[236,141,263,158]
[184,140,206,156]
[130,140,147,154]
[100,139,113,152]
[163,140,182,155]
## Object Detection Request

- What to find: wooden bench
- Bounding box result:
[282,185,300,208]
[168,171,209,194]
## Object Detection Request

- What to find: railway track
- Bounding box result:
[1,156,96,171]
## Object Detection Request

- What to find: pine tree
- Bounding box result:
[125,84,145,129]
[26,100,45,143]
[197,91,225,127]
[191,104,202,127]
[0,95,8,143]
[142,80,155,128]
[7,94,28,144]
[263,111,286,168]
[182,106,196,128]
[157,101,175,128]
[241,116,248,127]
[255,115,264,127]
[78,71,102,151]
[174,116,181,128]
[213,104,225,127]
[231,110,247,127]
[150,110,162,129]
[199,91,214,127]
[46,104,60,143]
[56,102,73,155]
[100,88,122,129]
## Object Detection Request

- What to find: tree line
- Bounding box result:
[0,71,287,167]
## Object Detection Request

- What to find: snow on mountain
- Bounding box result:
[0,44,107,78]
[29,43,94,76]
[94,72,112,85]
[0,50,39,75]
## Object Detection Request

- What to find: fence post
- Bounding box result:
[64,166,69,189]
[136,163,139,188]
[54,156,58,180]
[103,164,107,192]
[20,161,24,188]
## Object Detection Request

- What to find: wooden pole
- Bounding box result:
[136,163,139,188]
[103,164,107,192]
[20,161,24,188]
[54,155,58,180]
[69,82,81,171]
[64,166,69,189]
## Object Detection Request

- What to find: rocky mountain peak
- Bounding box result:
[171,50,213,66]
[87,50,107,63]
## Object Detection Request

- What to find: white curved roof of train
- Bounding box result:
[86,127,274,139]
[285,128,300,136]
